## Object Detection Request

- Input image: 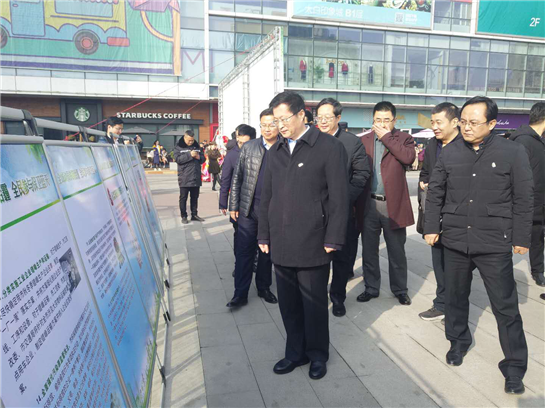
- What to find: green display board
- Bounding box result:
[477,0,545,39]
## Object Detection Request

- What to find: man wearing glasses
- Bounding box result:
[355,102,416,306]
[258,92,349,380]
[424,96,532,395]
[226,109,280,308]
[316,98,370,317]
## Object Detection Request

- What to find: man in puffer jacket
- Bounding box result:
[510,102,545,287]
[174,130,205,224]
[227,111,279,308]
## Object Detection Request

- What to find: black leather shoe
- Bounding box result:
[532,273,545,287]
[273,358,310,374]
[505,376,525,394]
[182,217,189,224]
[258,290,278,304]
[396,294,412,305]
[446,349,466,366]
[226,297,248,308]
[357,292,378,302]
[191,215,205,222]
[332,302,346,317]
[309,361,327,380]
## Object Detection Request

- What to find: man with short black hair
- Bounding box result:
[316,97,370,317]
[425,96,532,395]
[511,102,545,287]
[106,116,124,143]
[355,101,416,306]
[258,91,349,380]
[417,102,461,321]
[227,111,278,307]
[174,130,205,224]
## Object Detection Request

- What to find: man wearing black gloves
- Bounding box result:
[227,110,279,308]
[316,98,370,317]
[417,103,461,322]
[424,96,533,395]
[258,92,349,380]
[511,102,545,287]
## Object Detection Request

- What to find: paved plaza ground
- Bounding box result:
[148,171,544,408]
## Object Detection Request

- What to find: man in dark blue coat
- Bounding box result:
[425,96,533,395]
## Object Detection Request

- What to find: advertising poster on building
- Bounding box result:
[0,142,126,408]
[92,145,160,332]
[46,144,155,408]
[115,145,163,276]
[292,0,432,29]
[477,0,545,39]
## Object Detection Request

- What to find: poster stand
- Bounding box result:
[1,130,172,407]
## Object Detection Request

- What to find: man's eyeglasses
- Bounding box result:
[459,120,489,129]
[373,119,393,125]
[316,115,337,123]
[260,123,277,129]
[272,112,297,126]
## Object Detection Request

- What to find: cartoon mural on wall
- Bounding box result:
[0,0,186,76]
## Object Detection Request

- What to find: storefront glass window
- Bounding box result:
[313,58,338,89]
[487,69,506,93]
[490,53,508,69]
[339,28,361,43]
[209,16,235,32]
[361,61,383,90]
[338,59,360,90]
[209,31,235,50]
[525,71,543,95]
[468,68,487,92]
[427,65,448,93]
[287,56,312,88]
[209,50,234,83]
[209,0,234,12]
[181,49,205,83]
[469,51,488,68]
[385,45,406,63]
[289,38,313,56]
[406,64,426,90]
[181,29,205,49]
[236,18,262,34]
[262,1,287,16]
[339,42,361,60]
[447,66,467,92]
[384,63,405,91]
[362,43,384,61]
[235,0,261,14]
[181,0,204,30]
[506,70,524,95]
[407,48,427,65]
[235,33,262,52]
[362,30,384,44]
[314,41,337,58]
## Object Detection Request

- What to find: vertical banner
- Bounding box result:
[92,145,160,332]
[1,141,126,408]
[45,143,155,408]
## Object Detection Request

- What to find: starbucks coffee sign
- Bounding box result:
[117,112,192,120]
[74,107,91,122]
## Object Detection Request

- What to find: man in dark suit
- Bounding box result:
[417,103,461,321]
[258,92,349,380]
[510,102,545,287]
[424,96,532,395]
[316,98,370,317]
[355,102,415,306]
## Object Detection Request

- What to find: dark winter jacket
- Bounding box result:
[334,129,371,204]
[206,148,222,175]
[416,133,462,233]
[257,126,349,268]
[424,135,534,254]
[355,128,416,231]
[510,125,545,222]
[174,139,204,188]
[219,143,241,210]
[229,138,278,217]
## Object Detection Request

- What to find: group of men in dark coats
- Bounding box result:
[209,90,542,393]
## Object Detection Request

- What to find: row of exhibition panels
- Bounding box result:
[0,106,171,408]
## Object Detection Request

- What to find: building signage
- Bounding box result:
[116,112,192,120]
[495,114,529,130]
[477,0,545,39]
[292,0,432,29]
[74,107,91,122]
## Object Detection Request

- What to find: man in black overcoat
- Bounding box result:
[510,102,545,287]
[258,92,349,380]
[424,96,533,395]
[316,97,370,317]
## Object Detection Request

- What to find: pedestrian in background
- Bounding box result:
[206,142,222,191]
[174,130,206,224]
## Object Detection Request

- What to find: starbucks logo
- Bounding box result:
[74,107,90,122]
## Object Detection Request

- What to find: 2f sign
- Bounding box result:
[530,17,540,27]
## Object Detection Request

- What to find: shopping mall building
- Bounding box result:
[1,0,544,149]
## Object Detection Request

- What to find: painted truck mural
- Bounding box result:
[0,0,190,76]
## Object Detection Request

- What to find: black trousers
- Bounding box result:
[431,243,446,312]
[234,208,272,298]
[275,264,330,362]
[211,173,221,190]
[330,212,359,303]
[444,247,528,379]
[361,199,408,296]
[179,187,200,218]
[529,221,544,276]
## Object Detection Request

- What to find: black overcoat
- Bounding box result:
[173,139,205,188]
[424,135,533,254]
[257,126,349,267]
